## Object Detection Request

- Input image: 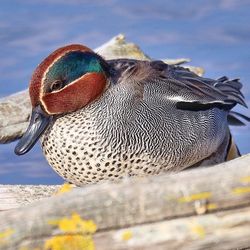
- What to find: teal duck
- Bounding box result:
[15,44,249,185]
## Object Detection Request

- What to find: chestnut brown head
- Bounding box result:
[30,44,109,115]
[15,44,109,155]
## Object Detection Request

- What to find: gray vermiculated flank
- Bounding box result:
[41,59,242,186]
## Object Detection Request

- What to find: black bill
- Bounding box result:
[14,105,51,155]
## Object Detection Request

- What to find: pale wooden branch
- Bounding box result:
[0,154,249,249]
[93,206,250,250]
[0,90,31,143]
[0,185,60,211]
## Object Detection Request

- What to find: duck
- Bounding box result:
[14,44,249,186]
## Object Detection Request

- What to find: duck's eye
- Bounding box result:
[50,80,63,92]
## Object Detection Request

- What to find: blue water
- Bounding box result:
[0,0,249,184]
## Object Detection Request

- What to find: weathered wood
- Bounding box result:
[8,207,250,250]
[0,185,60,211]
[93,206,250,250]
[0,90,31,143]
[0,154,249,249]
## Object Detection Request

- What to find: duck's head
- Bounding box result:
[15,44,109,155]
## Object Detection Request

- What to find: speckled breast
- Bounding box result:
[41,109,166,186]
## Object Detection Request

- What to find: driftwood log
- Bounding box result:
[0,154,250,249]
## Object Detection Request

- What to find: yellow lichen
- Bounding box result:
[45,235,95,250]
[178,192,212,203]
[240,176,250,183]
[232,186,250,194]
[45,213,97,250]
[121,230,133,241]
[190,224,206,238]
[0,229,14,245]
[207,203,217,210]
[56,183,74,195]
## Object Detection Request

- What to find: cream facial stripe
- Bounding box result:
[40,72,94,115]
[39,49,86,114]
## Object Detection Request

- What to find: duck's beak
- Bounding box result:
[15,105,51,155]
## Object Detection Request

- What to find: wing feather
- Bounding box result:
[108,59,248,117]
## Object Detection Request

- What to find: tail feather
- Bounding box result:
[228,111,250,126]
[214,77,247,108]
[172,66,247,110]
